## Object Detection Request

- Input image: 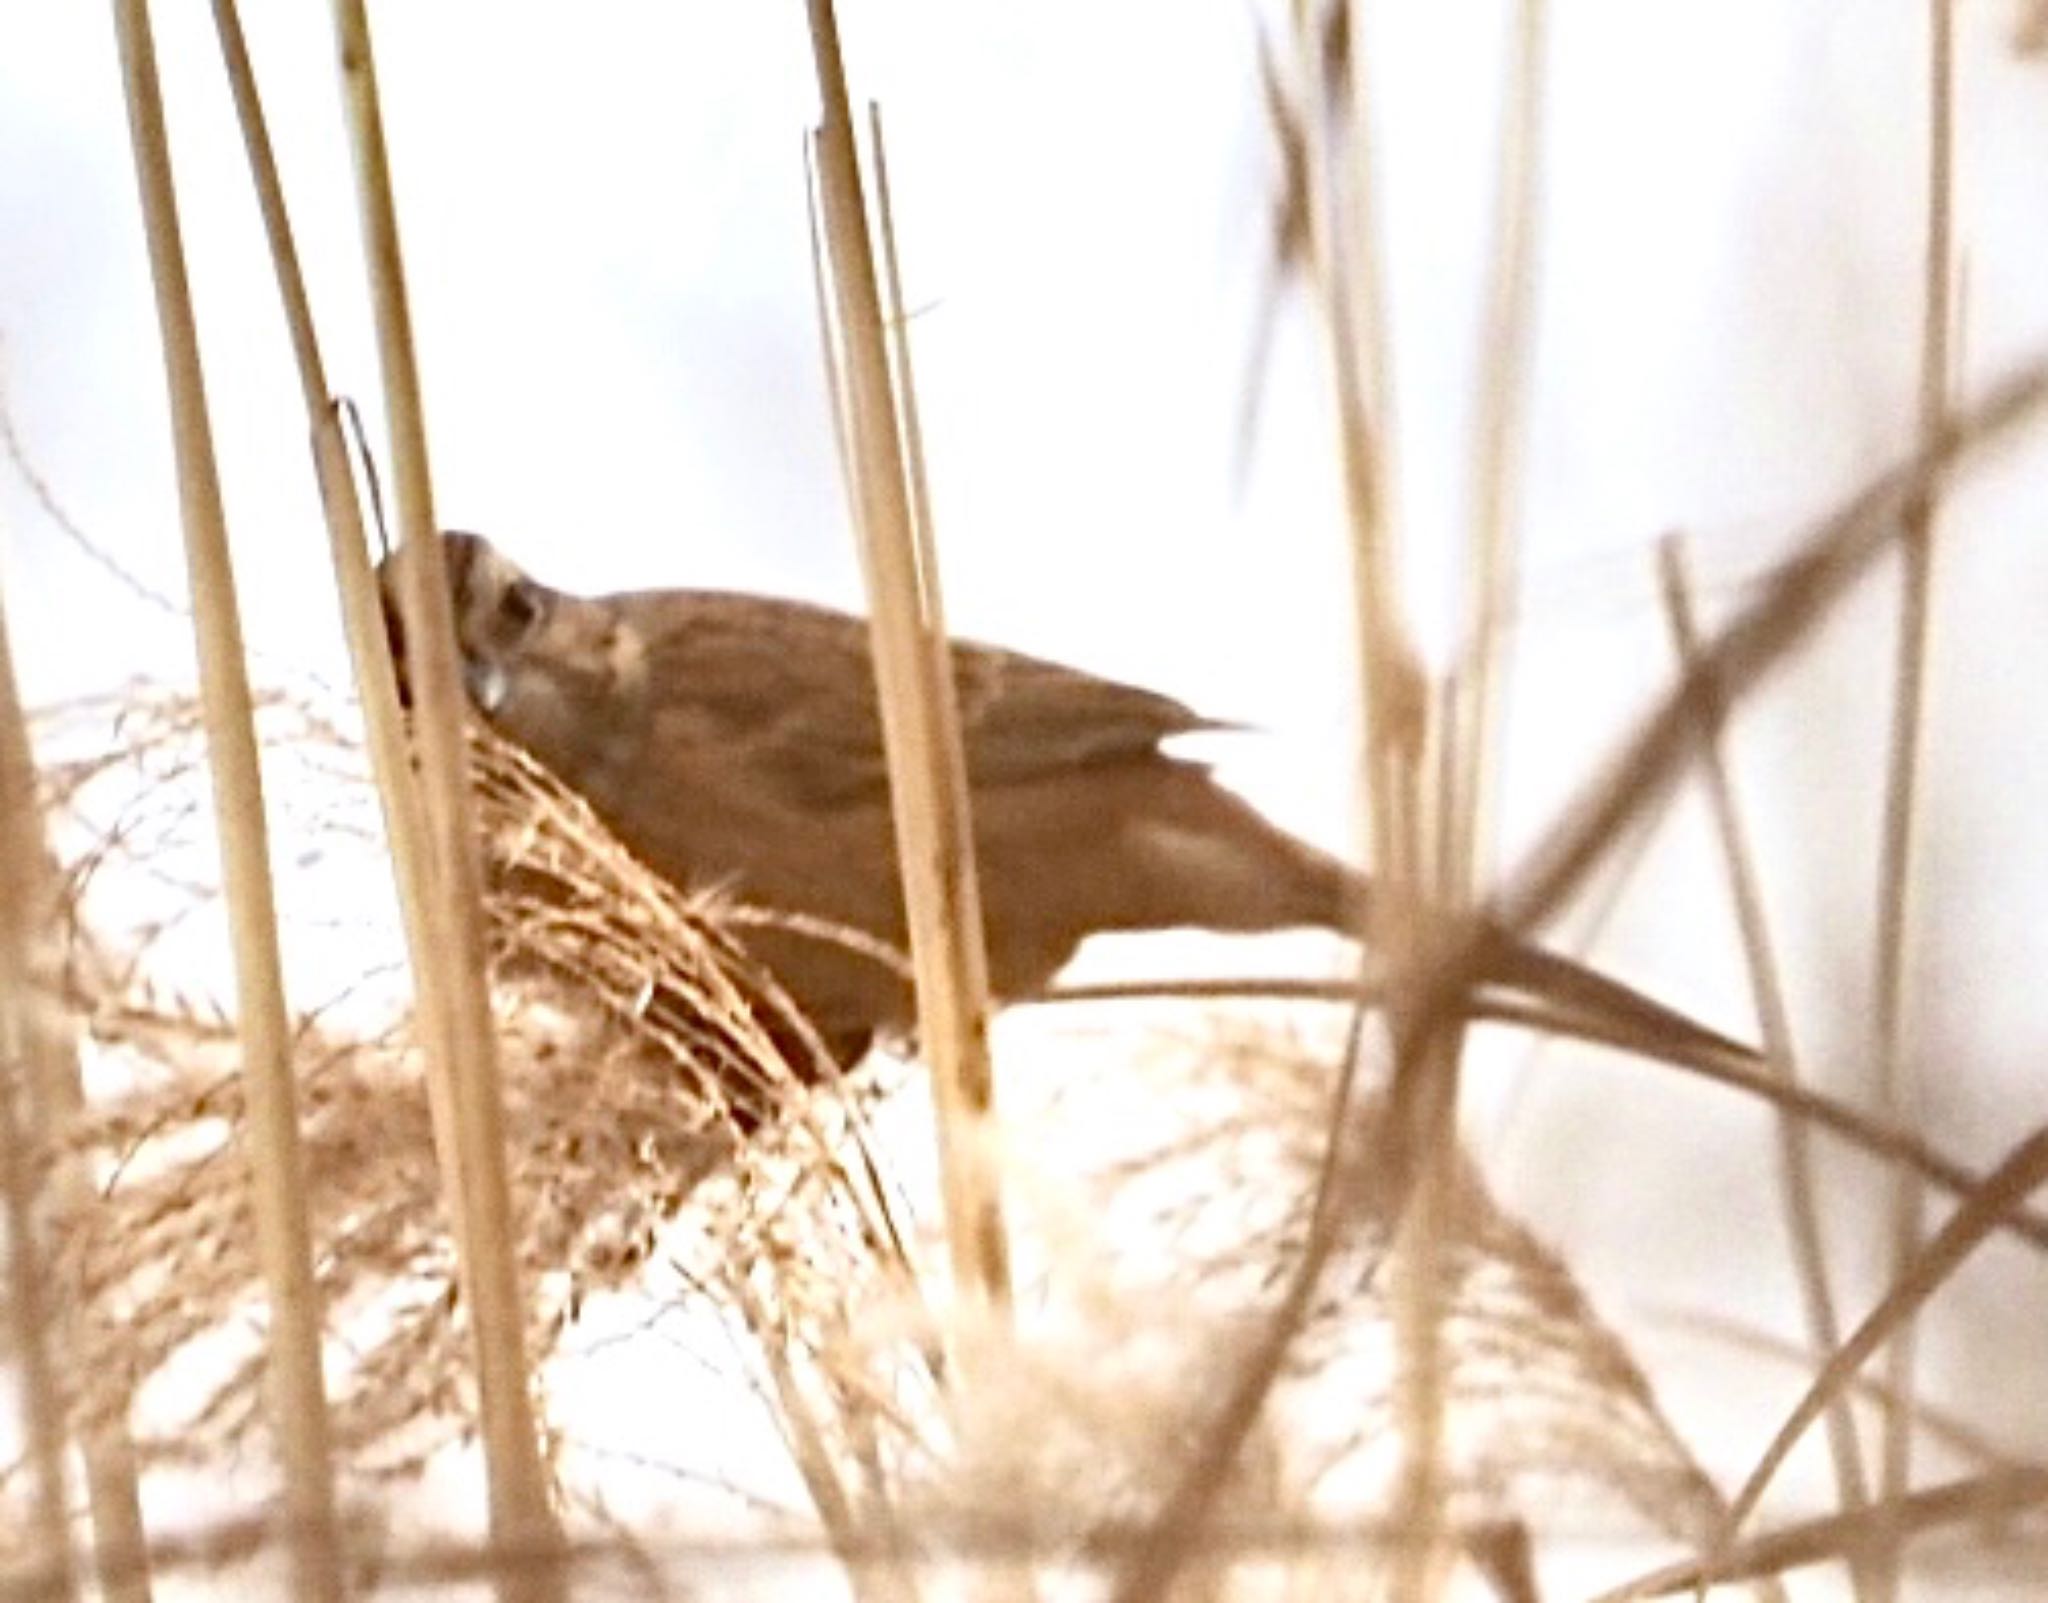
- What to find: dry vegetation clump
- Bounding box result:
[27,682,931,1501]
[1140,1026,1729,1544]
[913,1016,1745,1585]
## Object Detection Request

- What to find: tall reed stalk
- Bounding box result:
[323,5,564,1597]
[109,2,343,1593]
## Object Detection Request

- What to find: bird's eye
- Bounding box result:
[499,580,542,636]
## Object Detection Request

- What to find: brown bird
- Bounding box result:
[381,531,1750,1073]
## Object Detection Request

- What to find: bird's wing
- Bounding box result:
[623,589,1221,807]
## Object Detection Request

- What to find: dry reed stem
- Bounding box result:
[0,590,79,1600]
[325,3,562,1585]
[203,0,432,970]
[1657,536,1871,1524]
[1660,1311,2024,1477]
[804,0,1014,1329]
[1722,1124,2048,1543]
[1255,3,1423,881]
[866,105,943,642]
[108,4,343,1592]
[1444,0,1545,915]
[1870,8,1960,1584]
[2023,2,2048,52]
[203,0,477,1352]
[208,0,326,409]
[805,136,860,518]
[1596,1465,2048,1602]
[1286,10,1460,1596]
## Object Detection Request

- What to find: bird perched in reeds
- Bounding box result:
[380,531,1751,1073]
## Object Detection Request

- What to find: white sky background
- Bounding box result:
[7,1,2048,1595]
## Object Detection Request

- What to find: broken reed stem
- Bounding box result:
[1657,536,1872,1528]
[325,3,563,1590]
[867,107,948,649]
[108,5,344,1597]
[1875,0,1957,1564]
[804,137,859,521]
[803,0,1014,1321]
[1443,0,1544,914]
[0,595,80,1601]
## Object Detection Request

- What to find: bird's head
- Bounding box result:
[374,531,651,791]
[376,530,555,714]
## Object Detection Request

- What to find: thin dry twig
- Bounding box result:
[1596,1466,2048,1602]
[1871,7,1959,1578]
[1658,535,1870,1526]
[1721,1125,2048,1543]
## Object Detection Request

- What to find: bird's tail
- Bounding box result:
[1471,927,1756,1066]
[1317,858,1755,1068]
[1160,773,1755,1068]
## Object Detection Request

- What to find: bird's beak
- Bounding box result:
[463,656,509,713]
